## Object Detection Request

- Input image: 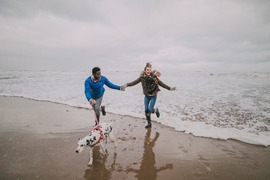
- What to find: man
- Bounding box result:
[85,67,124,125]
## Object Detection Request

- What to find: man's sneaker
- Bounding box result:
[155,108,160,118]
[101,106,106,116]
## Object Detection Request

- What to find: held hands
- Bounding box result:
[170,87,177,91]
[120,84,127,91]
[89,99,96,106]
[120,86,125,91]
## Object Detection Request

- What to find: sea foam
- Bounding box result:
[1,70,270,146]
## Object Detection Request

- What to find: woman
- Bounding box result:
[124,63,176,128]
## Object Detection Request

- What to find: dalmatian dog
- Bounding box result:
[75,122,117,165]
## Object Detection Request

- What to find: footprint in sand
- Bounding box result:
[199,155,211,172]
[178,144,188,153]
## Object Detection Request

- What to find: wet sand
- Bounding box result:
[1,96,270,180]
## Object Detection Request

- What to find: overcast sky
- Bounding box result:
[0,0,270,72]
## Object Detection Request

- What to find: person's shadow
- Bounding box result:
[127,128,173,180]
[83,147,117,180]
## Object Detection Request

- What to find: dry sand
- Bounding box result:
[1,96,270,180]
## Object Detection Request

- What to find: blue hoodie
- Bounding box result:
[84,75,120,101]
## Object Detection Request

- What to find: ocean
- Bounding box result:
[0,70,270,146]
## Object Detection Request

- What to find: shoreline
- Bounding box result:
[1,95,269,147]
[1,96,270,179]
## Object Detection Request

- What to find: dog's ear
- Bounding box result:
[86,139,90,145]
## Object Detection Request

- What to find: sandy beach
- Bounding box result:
[1,96,270,180]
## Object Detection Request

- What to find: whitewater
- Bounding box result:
[1,70,270,146]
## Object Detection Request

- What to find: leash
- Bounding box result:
[87,101,104,146]
[93,108,99,125]
[89,103,104,146]
[91,101,99,125]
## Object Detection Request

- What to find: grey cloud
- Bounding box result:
[0,0,270,72]
[0,0,107,23]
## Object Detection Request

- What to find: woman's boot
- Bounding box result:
[145,113,152,128]
[154,108,160,118]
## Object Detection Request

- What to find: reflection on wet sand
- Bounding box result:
[2,97,270,180]
[127,128,173,180]
[84,147,117,180]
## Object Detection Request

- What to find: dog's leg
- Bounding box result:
[100,140,107,154]
[88,147,93,165]
[109,130,117,148]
